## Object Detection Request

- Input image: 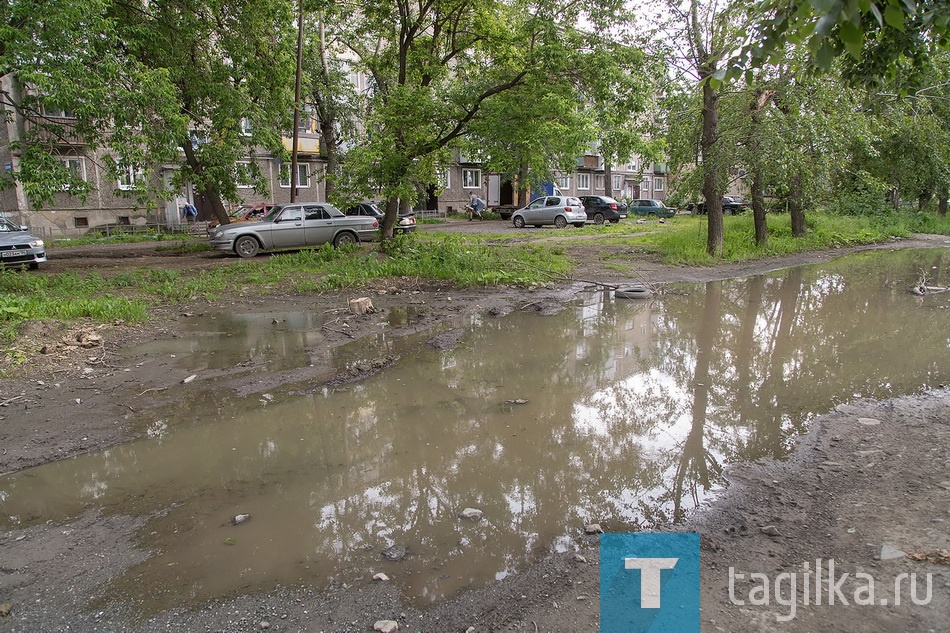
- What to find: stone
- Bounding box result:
[374,620,399,632]
[880,544,906,560]
[584,524,603,534]
[573,553,587,564]
[231,513,251,525]
[348,297,375,315]
[182,374,197,384]
[857,417,881,426]
[0,603,11,617]
[260,621,270,630]
[760,525,781,537]
[381,545,407,561]
[373,573,390,582]
[459,508,484,520]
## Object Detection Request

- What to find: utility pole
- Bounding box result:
[290,0,304,202]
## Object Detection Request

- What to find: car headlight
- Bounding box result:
[30,239,44,248]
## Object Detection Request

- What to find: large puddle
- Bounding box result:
[2,247,949,614]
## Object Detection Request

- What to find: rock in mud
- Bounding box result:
[374,619,399,632]
[0,603,11,617]
[880,544,907,560]
[760,525,781,537]
[231,513,251,526]
[459,508,484,520]
[381,545,407,561]
[373,572,390,582]
[584,524,603,534]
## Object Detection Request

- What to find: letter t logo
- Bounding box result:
[624,558,679,608]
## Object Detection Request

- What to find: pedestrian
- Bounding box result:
[467,192,485,221]
[181,203,198,223]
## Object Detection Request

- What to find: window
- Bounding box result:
[117,164,143,190]
[74,217,88,228]
[44,105,75,119]
[60,156,85,190]
[629,160,639,171]
[438,169,450,189]
[577,173,591,190]
[304,205,330,220]
[556,175,571,190]
[641,177,651,193]
[239,118,253,136]
[594,175,605,190]
[462,168,481,188]
[654,177,665,192]
[613,175,623,191]
[117,216,131,225]
[235,161,253,189]
[280,163,310,188]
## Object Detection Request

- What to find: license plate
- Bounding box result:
[1,250,26,258]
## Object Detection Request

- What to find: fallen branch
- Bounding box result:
[0,395,24,407]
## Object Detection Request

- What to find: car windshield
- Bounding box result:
[0,219,22,232]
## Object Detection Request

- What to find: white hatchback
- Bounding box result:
[511,196,587,229]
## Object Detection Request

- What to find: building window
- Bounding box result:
[613,174,623,191]
[438,169,450,189]
[594,175,605,190]
[462,168,481,188]
[654,177,665,192]
[74,217,88,228]
[280,163,310,188]
[117,216,131,225]
[236,161,253,189]
[577,173,591,190]
[117,164,143,190]
[641,178,651,194]
[556,175,571,190]
[239,118,253,136]
[44,105,75,119]
[60,156,85,190]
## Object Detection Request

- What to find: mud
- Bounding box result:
[1,225,948,632]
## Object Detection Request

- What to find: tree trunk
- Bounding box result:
[320,119,338,201]
[604,163,613,199]
[701,78,723,257]
[918,189,932,213]
[789,171,806,237]
[382,196,399,240]
[939,187,948,216]
[518,163,530,208]
[182,138,229,225]
[752,170,767,245]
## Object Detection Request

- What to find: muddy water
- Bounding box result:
[2,248,949,613]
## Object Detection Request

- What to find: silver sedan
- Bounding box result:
[0,218,46,270]
[209,203,378,258]
[511,196,588,229]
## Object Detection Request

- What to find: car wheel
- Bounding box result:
[513,215,526,228]
[593,212,605,225]
[234,236,260,258]
[554,215,567,229]
[334,231,358,247]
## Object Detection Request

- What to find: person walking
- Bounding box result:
[467,192,485,221]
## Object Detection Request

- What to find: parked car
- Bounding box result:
[208,203,378,258]
[579,195,628,224]
[628,199,676,218]
[511,196,587,229]
[208,203,278,231]
[0,218,46,270]
[345,202,416,235]
[691,197,748,215]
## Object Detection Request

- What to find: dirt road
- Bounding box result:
[1,227,948,632]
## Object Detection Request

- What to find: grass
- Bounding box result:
[4,209,949,367]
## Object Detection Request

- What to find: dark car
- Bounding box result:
[345,202,416,235]
[578,195,628,224]
[691,197,748,215]
[628,199,676,218]
[0,218,46,270]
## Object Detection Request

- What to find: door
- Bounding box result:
[522,197,546,224]
[303,205,334,245]
[487,174,501,207]
[270,205,305,248]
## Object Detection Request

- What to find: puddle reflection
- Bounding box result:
[1,248,948,613]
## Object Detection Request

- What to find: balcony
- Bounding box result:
[281,136,321,155]
[23,117,87,146]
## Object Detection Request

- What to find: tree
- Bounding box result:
[331,0,645,240]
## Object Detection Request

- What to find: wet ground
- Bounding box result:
[1,231,949,631]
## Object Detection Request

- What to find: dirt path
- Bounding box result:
[1,229,948,632]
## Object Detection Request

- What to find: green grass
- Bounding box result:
[614,213,936,265]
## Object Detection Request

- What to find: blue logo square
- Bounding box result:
[600,532,700,633]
